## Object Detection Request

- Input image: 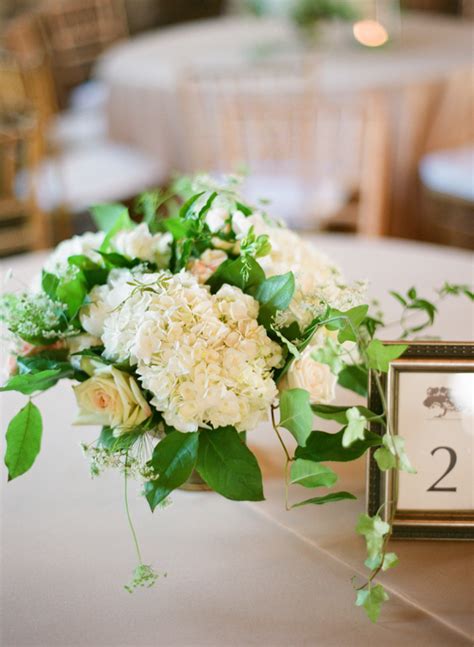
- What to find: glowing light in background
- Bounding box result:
[353,19,389,48]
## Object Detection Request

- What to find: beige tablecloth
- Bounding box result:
[1,236,473,646]
[96,13,473,238]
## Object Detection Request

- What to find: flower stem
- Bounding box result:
[124,456,143,565]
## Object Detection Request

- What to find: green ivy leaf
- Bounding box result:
[356,585,389,623]
[366,340,407,373]
[364,551,398,572]
[312,404,381,424]
[311,337,345,375]
[356,513,390,561]
[290,459,338,488]
[207,256,265,293]
[163,216,191,240]
[4,401,42,480]
[338,364,368,397]
[295,428,382,463]
[292,491,357,508]
[326,305,369,343]
[279,388,313,447]
[342,407,367,448]
[145,431,199,511]
[0,369,65,395]
[377,434,416,474]
[253,272,295,328]
[196,427,264,501]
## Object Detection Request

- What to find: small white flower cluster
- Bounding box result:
[44,225,172,275]
[97,270,282,432]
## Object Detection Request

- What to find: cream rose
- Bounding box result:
[73,366,151,430]
[279,345,336,405]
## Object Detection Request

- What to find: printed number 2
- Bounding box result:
[427,446,457,492]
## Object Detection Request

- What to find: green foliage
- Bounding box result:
[366,340,407,372]
[338,364,368,397]
[374,434,416,474]
[98,426,145,452]
[279,388,313,446]
[356,585,389,623]
[0,368,68,395]
[342,407,367,448]
[90,203,130,234]
[42,267,88,320]
[356,513,390,562]
[254,272,295,328]
[437,282,473,300]
[312,404,382,424]
[365,551,399,571]
[4,401,42,480]
[390,287,438,337]
[145,431,199,511]
[196,427,264,501]
[207,256,265,293]
[68,255,108,288]
[292,491,357,508]
[325,305,369,343]
[311,337,344,375]
[124,563,160,593]
[295,428,382,463]
[290,458,337,488]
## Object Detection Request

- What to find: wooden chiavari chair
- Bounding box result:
[0,51,50,254]
[180,62,390,235]
[38,0,128,106]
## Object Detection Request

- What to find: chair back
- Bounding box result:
[3,14,59,125]
[39,0,128,104]
[0,109,49,254]
[181,63,389,235]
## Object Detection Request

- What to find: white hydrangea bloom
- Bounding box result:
[44,232,105,274]
[111,223,172,267]
[101,270,282,433]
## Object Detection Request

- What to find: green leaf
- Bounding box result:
[254,272,295,328]
[356,585,389,623]
[292,491,357,508]
[98,426,144,452]
[0,369,65,394]
[4,401,42,480]
[356,513,390,561]
[279,388,313,446]
[41,271,59,299]
[196,427,264,501]
[145,431,199,511]
[179,191,205,220]
[342,407,367,448]
[326,305,369,343]
[311,337,344,375]
[373,446,396,471]
[90,203,129,232]
[96,251,136,268]
[312,404,381,424]
[207,256,265,293]
[163,216,191,240]
[338,364,368,397]
[379,434,416,474]
[68,256,108,288]
[56,271,88,319]
[295,428,382,463]
[290,459,337,488]
[366,340,407,373]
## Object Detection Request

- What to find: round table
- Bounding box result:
[1,236,473,646]
[96,13,473,238]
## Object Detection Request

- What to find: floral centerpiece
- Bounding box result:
[1,175,470,621]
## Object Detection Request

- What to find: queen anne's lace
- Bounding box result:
[101,271,282,432]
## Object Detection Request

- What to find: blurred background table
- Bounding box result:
[97,12,473,239]
[1,235,473,647]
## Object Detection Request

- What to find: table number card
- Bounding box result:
[367,343,474,540]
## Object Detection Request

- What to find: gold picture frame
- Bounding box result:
[366,342,474,540]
